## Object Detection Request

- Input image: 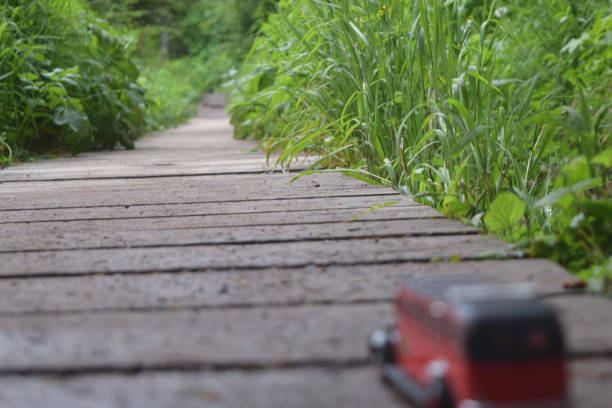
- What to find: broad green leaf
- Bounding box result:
[555,156,591,188]
[484,192,526,233]
[53,107,88,132]
[592,147,612,168]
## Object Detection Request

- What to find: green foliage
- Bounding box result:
[484,193,526,236]
[85,0,278,131]
[0,0,275,162]
[0,0,146,163]
[229,0,612,292]
[140,57,220,130]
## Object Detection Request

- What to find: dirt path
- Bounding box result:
[0,95,610,407]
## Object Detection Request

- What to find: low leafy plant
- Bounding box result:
[0,0,146,163]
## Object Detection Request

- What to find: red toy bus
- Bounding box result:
[370,275,569,408]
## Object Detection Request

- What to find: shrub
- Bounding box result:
[0,0,146,163]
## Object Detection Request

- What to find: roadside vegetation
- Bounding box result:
[88,0,277,130]
[228,0,611,291]
[0,0,276,163]
[0,0,146,164]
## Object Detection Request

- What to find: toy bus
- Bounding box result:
[370,275,569,408]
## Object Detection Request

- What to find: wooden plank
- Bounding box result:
[547,295,612,356]
[0,195,414,224]
[0,298,609,372]
[0,368,405,408]
[0,218,477,252]
[0,172,375,198]
[0,173,390,211]
[0,173,383,202]
[0,186,394,212]
[0,159,304,183]
[0,304,389,371]
[0,235,508,278]
[570,359,612,408]
[0,260,574,314]
[0,361,609,408]
[0,206,443,241]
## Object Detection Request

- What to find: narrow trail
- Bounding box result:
[0,95,610,407]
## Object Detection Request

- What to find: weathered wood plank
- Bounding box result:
[0,368,406,408]
[0,173,386,211]
[0,260,574,314]
[0,195,414,224]
[547,295,612,357]
[0,184,389,211]
[0,159,292,183]
[0,157,318,182]
[0,298,609,372]
[0,235,507,277]
[0,218,477,252]
[0,171,368,191]
[0,187,397,212]
[0,304,388,371]
[0,206,443,243]
[0,361,608,408]
[570,359,612,408]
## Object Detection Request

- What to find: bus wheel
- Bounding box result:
[383,323,398,364]
[381,334,395,365]
[428,379,454,408]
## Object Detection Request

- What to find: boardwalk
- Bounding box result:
[0,95,610,407]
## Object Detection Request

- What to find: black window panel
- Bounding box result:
[466,320,565,361]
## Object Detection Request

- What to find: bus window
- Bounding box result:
[466,323,564,361]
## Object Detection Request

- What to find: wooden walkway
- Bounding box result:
[0,95,610,407]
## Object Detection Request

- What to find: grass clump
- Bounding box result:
[0,0,146,164]
[229,0,611,292]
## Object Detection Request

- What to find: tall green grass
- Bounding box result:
[229,0,611,291]
[0,0,146,164]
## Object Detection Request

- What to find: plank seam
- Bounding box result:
[0,353,608,378]
[0,168,310,184]
[0,191,400,213]
[0,255,521,280]
[0,359,370,378]
[0,292,583,318]
[0,204,419,225]
[0,298,391,318]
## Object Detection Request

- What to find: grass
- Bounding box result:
[229,0,611,293]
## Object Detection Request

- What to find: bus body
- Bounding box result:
[370,276,569,408]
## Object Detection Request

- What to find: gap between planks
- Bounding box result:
[0,191,399,213]
[0,363,609,408]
